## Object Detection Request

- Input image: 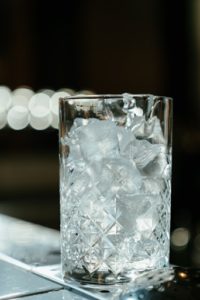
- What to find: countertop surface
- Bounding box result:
[0,214,199,300]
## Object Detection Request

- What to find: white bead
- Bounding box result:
[0,106,7,129]
[29,106,52,130]
[37,88,55,97]
[12,94,29,108]
[12,87,34,100]
[29,93,51,130]
[29,93,50,111]
[57,88,75,95]
[7,105,29,130]
[0,86,12,110]
[12,87,34,108]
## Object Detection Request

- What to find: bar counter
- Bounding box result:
[0,214,199,300]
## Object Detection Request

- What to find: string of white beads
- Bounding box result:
[0,86,93,130]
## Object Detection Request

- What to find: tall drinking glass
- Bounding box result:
[59,94,173,285]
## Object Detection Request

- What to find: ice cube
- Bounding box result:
[118,129,161,170]
[116,193,158,237]
[133,139,161,169]
[136,210,157,235]
[141,177,165,195]
[123,94,145,132]
[143,151,169,178]
[66,118,92,149]
[146,116,166,144]
[117,126,136,158]
[122,93,136,111]
[136,196,158,237]
[78,119,119,161]
[68,169,91,197]
[132,106,144,117]
[62,134,85,172]
[68,140,82,160]
[125,112,165,146]
[73,117,89,128]
[79,187,99,214]
[90,162,114,197]
[116,194,141,233]
[79,187,115,233]
[104,157,142,194]
[127,115,146,137]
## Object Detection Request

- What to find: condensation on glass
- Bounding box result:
[59,94,173,285]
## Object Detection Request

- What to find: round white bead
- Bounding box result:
[0,106,7,129]
[7,105,29,130]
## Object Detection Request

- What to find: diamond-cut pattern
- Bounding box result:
[60,113,172,281]
[63,181,170,275]
[61,178,171,276]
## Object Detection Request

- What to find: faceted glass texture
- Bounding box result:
[59,94,173,285]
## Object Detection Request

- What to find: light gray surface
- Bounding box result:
[33,265,112,300]
[0,214,105,300]
[0,214,60,266]
[1,214,198,300]
[0,260,62,300]
[11,289,92,300]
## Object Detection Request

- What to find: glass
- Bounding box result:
[59,94,173,285]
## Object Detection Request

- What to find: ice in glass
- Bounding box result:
[59,94,173,285]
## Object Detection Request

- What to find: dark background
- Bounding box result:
[0,0,199,267]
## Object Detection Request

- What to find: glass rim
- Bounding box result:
[59,94,173,101]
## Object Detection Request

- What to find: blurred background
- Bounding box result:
[0,0,199,268]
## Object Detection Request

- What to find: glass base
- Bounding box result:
[62,257,169,287]
[63,269,131,286]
